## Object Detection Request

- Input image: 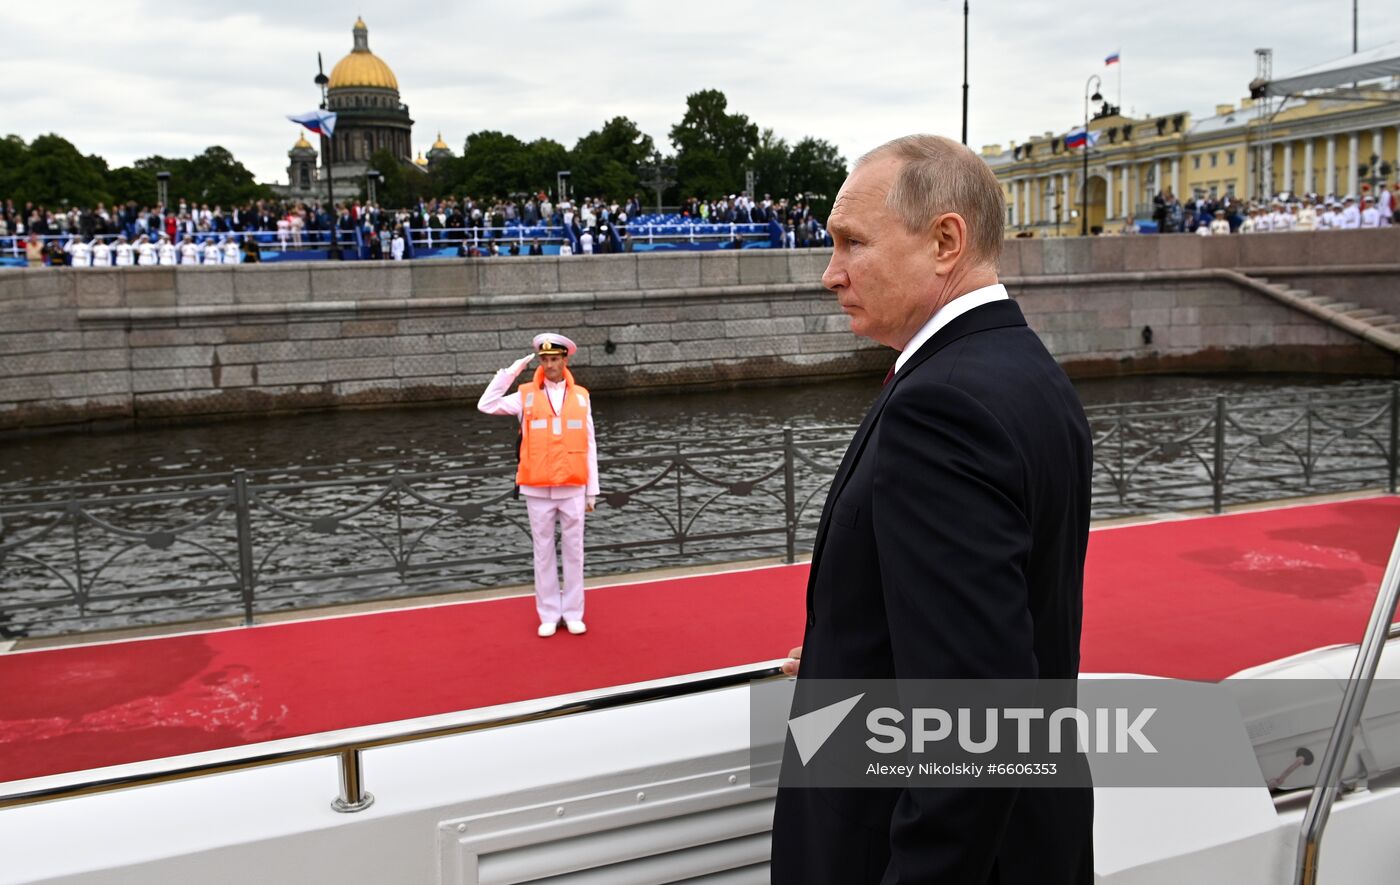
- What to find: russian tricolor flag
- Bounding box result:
[1105,51,1120,66]
[1065,128,1101,150]
[287,109,339,139]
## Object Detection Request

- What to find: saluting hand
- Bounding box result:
[781,646,801,677]
[507,353,533,375]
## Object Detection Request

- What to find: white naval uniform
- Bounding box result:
[1360,207,1381,228]
[203,243,223,264]
[91,242,111,266]
[224,241,241,264]
[114,243,133,266]
[158,242,177,265]
[478,356,600,626]
[136,241,156,266]
[68,240,91,267]
[179,243,199,264]
[1340,206,1361,229]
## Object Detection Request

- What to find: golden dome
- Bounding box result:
[328,19,399,91]
[293,133,313,150]
[413,152,428,167]
[432,132,449,150]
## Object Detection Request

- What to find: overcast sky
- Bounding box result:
[2,1,1393,186]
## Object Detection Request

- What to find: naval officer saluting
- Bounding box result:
[478,333,599,636]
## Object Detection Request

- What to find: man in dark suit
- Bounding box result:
[771,135,1094,884]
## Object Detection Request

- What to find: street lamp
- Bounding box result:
[315,52,342,260]
[366,169,380,206]
[961,0,970,145]
[155,170,171,212]
[556,170,571,205]
[1082,74,1103,236]
[637,152,677,215]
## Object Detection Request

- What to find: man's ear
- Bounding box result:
[929,212,970,274]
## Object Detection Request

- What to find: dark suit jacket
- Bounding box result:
[771,298,1094,885]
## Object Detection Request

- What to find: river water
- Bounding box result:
[0,373,1388,490]
[1,372,1394,636]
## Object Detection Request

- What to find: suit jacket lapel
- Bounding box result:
[805,300,1029,598]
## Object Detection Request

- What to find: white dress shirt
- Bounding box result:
[478,361,600,499]
[894,283,1010,374]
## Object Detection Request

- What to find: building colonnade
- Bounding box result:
[1006,123,1399,231]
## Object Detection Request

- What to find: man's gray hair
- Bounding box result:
[857,134,1004,265]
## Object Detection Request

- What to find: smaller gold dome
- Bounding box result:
[293,133,313,150]
[432,132,449,150]
[414,152,428,166]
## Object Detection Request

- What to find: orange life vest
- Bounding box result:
[516,366,591,487]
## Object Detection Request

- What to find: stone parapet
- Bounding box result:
[2,235,1397,431]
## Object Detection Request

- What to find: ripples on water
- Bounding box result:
[0,373,1387,489]
[0,373,1392,635]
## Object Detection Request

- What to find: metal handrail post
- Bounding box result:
[1212,395,1227,514]
[1294,528,1400,885]
[783,428,796,564]
[331,748,374,813]
[1389,382,1398,494]
[232,470,257,627]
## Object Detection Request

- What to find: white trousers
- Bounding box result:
[524,495,586,624]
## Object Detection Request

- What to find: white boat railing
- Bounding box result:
[0,661,786,813]
[1294,528,1400,885]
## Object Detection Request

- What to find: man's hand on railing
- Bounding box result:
[781,646,801,677]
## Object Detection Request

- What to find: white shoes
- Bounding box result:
[539,620,587,636]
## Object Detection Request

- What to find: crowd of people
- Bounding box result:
[1148,186,1398,234]
[1,188,832,265]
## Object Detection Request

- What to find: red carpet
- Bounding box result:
[2,496,1398,782]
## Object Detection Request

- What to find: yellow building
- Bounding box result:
[984,77,1400,236]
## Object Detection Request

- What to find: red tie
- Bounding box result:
[882,364,896,387]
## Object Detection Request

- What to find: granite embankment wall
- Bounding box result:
[1,230,1397,431]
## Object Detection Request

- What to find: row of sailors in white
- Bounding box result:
[63,236,241,267]
[1196,194,1390,236]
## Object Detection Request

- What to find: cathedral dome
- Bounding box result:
[328,18,399,91]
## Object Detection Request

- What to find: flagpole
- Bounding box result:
[314,52,342,261]
[1117,49,1122,110]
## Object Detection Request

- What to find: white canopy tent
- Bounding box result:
[1255,43,1400,97]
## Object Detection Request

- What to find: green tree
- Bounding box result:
[181,146,272,206]
[366,148,418,208]
[521,138,569,198]
[446,131,568,199]
[787,137,847,219]
[570,116,655,198]
[749,128,791,204]
[456,130,529,197]
[3,134,112,206]
[668,89,759,199]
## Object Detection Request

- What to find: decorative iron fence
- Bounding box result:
[2,384,1396,638]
